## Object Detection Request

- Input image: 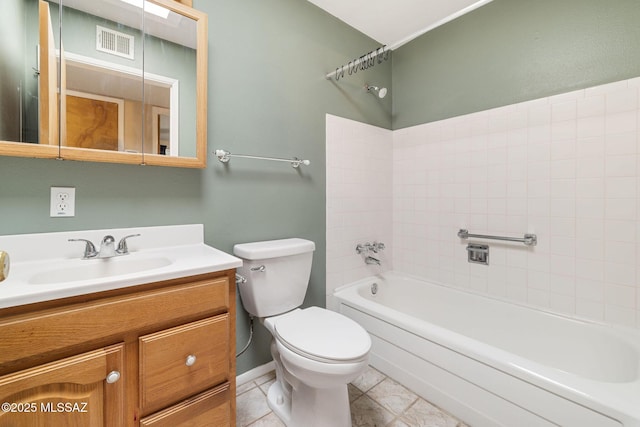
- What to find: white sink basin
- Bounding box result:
[0,224,243,308]
[28,256,173,285]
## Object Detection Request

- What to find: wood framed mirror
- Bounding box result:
[0,0,207,168]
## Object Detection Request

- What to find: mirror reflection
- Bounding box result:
[0,0,204,165]
[58,0,144,154]
[0,0,50,144]
[143,2,198,158]
[58,0,197,157]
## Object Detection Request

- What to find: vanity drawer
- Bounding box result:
[139,315,229,415]
[0,275,230,371]
[140,383,230,427]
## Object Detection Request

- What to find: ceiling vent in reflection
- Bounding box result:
[96,26,135,60]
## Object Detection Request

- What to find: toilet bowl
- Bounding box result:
[233,239,371,427]
[263,307,370,426]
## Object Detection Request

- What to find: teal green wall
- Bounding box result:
[392,0,640,129]
[202,0,390,374]
[0,0,391,375]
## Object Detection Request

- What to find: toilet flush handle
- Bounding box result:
[250,265,266,272]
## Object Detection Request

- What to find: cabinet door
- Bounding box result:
[0,344,125,427]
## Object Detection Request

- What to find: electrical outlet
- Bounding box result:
[50,187,76,217]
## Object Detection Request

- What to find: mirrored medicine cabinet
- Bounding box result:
[0,0,207,168]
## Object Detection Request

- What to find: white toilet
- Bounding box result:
[234,238,371,427]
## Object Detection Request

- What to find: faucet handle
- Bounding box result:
[356,243,373,254]
[116,234,141,255]
[68,238,98,259]
[369,242,385,253]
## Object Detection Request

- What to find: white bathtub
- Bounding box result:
[333,272,640,427]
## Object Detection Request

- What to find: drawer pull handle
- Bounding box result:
[106,370,121,384]
[185,354,197,367]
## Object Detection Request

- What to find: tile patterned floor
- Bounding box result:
[237,366,469,427]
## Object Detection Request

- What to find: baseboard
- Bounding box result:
[236,361,276,386]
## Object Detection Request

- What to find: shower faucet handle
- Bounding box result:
[356,243,369,254]
[371,242,386,253]
[356,242,385,254]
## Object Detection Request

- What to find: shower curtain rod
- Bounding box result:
[325,45,390,81]
[324,0,494,82]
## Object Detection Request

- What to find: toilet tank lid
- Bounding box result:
[233,238,315,260]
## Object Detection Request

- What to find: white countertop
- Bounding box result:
[0,224,242,308]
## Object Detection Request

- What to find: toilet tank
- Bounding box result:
[233,238,315,317]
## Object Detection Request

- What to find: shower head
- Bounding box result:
[365,84,388,99]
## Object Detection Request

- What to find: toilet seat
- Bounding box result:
[274,307,371,363]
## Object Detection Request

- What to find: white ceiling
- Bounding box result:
[51,0,197,49]
[306,0,493,49]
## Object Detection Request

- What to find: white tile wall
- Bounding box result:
[325,114,393,307]
[326,76,640,329]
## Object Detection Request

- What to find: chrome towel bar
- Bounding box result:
[457,229,537,247]
[215,149,310,168]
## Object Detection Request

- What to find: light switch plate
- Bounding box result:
[50,187,76,217]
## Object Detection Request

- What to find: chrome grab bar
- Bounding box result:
[457,229,537,247]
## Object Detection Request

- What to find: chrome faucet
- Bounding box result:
[99,235,117,258]
[356,241,386,254]
[69,234,140,259]
[356,241,385,266]
[365,256,381,265]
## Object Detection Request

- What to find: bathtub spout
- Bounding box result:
[365,256,381,265]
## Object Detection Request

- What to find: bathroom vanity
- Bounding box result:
[0,225,241,426]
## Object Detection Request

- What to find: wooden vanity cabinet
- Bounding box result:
[0,270,236,427]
